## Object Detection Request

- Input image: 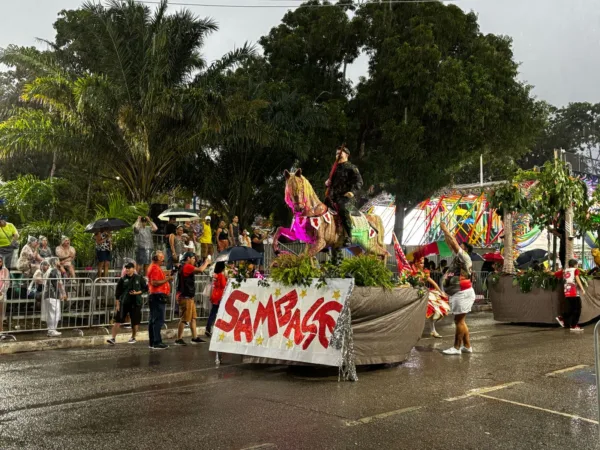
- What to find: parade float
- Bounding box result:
[487,158,600,325]
[209,167,427,381]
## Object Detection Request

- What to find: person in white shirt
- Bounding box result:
[239,230,252,248]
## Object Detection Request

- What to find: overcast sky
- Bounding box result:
[1,0,599,107]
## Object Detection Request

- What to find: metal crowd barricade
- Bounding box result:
[194,274,212,320]
[472,271,490,302]
[3,276,44,335]
[59,277,94,335]
[74,269,120,280]
[90,277,120,333]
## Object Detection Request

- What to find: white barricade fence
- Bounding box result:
[91,277,121,331]
[1,276,94,336]
[2,276,44,335]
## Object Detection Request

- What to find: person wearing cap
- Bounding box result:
[324,146,363,247]
[107,262,148,345]
[199,216,213,261]
[174,252,211,346]
[0,217,19,269]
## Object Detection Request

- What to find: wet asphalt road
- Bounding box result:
[0,312,599,450]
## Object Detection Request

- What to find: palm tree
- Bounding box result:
[0,0,254,202]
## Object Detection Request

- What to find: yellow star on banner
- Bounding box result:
[250,294,257,304]
[274,288,281,297]
[332,290,341,301]
[300,289,307,299]
[255,336,264,346]
[286,339,294,349]
[218,332,225,342]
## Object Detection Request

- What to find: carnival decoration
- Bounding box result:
[272,170,388,259]
[209,278,355,370]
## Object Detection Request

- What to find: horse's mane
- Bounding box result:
[284,173,319,210]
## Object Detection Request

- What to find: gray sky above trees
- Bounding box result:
[1,0,599,107]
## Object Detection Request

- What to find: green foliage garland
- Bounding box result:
[269,254,394,289]
[338,256,395,289]
[269,254,323,288]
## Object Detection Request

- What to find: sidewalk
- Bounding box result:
[0,304,493,355]
[0,322,208,355]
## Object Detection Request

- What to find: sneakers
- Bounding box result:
[556,316,565,328]
[0,334,6,341]
[47,330,62,337]
[461,346,473,353]
[191,337,205,344]
[205,330,212,338]
[107,338,116,345]
[151,343,169,350]
[174,339,187,346]
[442,347,462,355]
[570,326,584,333]
[430,331,442,339]
[128,338,136,344]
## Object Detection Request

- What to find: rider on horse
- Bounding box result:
[325,146,363,247]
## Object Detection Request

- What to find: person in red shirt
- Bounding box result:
[146,250,173,349]
[205,262,228,338]
[555,259,586,332]
[175,252,211,345]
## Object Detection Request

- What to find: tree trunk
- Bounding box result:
[394,204,406,245]
[565,205,574,262]
[49,150,57,179]
[502,212,515,274]
[85,172,93,219]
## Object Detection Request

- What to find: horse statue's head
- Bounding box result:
[284,169,315,215]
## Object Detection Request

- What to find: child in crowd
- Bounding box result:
[555,259,586,332]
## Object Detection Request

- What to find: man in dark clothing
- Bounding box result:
[164,217,177,269]
[251,229,265,268]
[325,146,363,247]
[107,262,148,345]
[175,252,211,346]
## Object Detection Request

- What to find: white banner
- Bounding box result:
[209,278,354,366]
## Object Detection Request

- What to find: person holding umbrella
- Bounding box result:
[94,228,112,279]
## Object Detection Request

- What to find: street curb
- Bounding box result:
[0,327,206,355]
[472,304,493,312]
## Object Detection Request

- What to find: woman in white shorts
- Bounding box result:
[440,222,476,355]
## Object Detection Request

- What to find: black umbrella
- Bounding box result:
[215,246,263,263]
[516,249,548,269]
[84,218,129,233]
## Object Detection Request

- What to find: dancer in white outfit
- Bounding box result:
[440,222,476,355]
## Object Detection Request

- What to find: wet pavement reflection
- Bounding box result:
[0,312,597,449]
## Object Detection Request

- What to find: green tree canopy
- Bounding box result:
[350,2,544,239]
[0,0,254,202]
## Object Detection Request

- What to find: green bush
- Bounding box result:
[339,255,395,289]
[270,253,394,289]
[270,254,322,287]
